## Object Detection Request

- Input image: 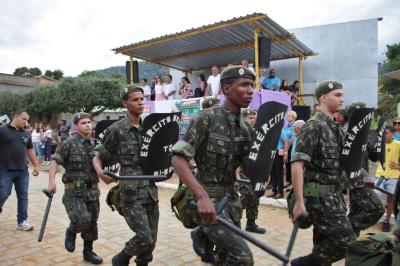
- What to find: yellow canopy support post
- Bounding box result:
[298,57,305,105]
[130,56,134,85]
[254,27,260,92]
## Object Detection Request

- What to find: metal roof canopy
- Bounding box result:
[113,13,317,73]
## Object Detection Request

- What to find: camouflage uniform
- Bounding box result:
[54,134,100,241]
[172,104,254,266]
[239,181,259,220]
[291,111,356,266]
[96,117,158,265]
[346,146,384,235]
[343,102,384,235]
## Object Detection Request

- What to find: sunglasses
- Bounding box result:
[393,121,400,125]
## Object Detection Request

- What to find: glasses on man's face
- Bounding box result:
[393,121,400,125]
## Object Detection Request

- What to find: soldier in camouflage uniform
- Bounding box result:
[344,102,384,236]
[172,66,255,265]
[47,112,103,264]
[93,86,158,266]
[290,81,356,266]
[239,109,266,234]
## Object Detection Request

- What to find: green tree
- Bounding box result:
[44,70,53,78]
[0,91,27,117]
[52,69,64,80]
[13,66,42,77]
[377,42,400,120]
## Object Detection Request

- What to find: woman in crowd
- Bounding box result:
[283,111,297,188]
[179,77,193,99]
[279,79,290,92]
[32,123,44,162]
[194,74,207,97]
[154,74,165,101]
[43,124,53,165]
[289,80,301,105]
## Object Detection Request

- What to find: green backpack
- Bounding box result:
[170,183,197,229]
[345,233,395,266]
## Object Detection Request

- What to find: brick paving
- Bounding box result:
[0,167,389,266]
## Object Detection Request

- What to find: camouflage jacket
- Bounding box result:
[96,117,158,202]
[172,104,252,197]
[54,134,98,184]
[291,111,345,185]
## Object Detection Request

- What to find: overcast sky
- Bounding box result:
[0,0,399,76]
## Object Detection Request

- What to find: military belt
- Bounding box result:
[304,182,338,197]
[203,185,235,199]
[64,183,98,189]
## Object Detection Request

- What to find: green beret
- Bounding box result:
[73,112,92,124]
[202,96,220,109]
[220,66,256,81]
[121,85,144,100]
[241,108,256,116]
[345,102,366,117]
[314,80,343,99]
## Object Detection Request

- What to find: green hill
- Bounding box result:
[96,62,169,82]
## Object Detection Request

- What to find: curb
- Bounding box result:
[157,182,288,209]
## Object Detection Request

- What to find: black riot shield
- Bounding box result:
[95,119,120,172]
[340,108,374,179]
[245,101,288,197]
[376,117,386,170]
[140,112,181,178]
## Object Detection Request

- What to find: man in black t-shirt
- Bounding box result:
[0,111,40,231]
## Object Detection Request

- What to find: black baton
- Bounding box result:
[283,213,309,266]
[374,176,394,196]
[38,189,54,242]
[104,171,168,182]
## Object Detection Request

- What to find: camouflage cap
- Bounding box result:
[241,108,256,116]
[202,96,220,109]
[120,85,144,100]
[73,112,92,124]
[314,80,343,99]
[220,66,256,81]
[345,102,366,117]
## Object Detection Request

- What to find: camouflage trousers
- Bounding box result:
[200,198,253,266]
[307,192,356,266]
[347,186,384,235]
[121,200,159,264]
[239,183,259,220]
[62,188,100,241]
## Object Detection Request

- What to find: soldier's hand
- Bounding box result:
[97,170,116,184]
[47,183,56,194]
[197,195,217,224]
[292,201,306,222]
[32,166,40,176]
[364,182,374,189]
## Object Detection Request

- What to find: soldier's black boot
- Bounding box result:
[112,250,132,266]
[191,227,206,257]
[245,219,266,234]
[65,228,76,252]
[83,240,103,264]
[291,254,320,266]
[201,238,216,264]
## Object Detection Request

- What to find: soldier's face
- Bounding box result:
[224,78,254,108]
[123,91,144,115]
[322,89,344,113]
[245,114,256,127]
[76,118,92,136]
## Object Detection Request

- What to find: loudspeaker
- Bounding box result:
[292,106,311,121]
[126,60,139,84]
[258,36,272,69]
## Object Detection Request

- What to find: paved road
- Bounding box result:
[0,167,388,265]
